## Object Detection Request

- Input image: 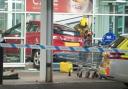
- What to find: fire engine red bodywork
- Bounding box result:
[4,21,84,58]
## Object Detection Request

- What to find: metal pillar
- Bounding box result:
[0,38,4,85]
[40,0,53,82]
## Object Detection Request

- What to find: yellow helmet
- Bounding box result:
[80,16,88,27]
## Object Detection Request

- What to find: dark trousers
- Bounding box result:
[99,74,107,79]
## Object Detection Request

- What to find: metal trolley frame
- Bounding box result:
[76,51,102,78]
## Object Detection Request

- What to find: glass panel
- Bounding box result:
[4,0,25,11]
[125,6,128,14]
[93,15,124,45]
[12,13,23,26]
[3,23,21,36]
[0,0,25,64]
[12,0,25,11]
[4,13,25,37]
[97,0,127,14]
[26,14,40,22]
[0,0,5,11]
[125,6,128,33]
[93,14,128,46]
[3,13,25,63]
[0,13,7,33]
[125,16,128,33]
[117,16,123,28]
[115,16,124,36]
[4,38,25,63]
[116,4,124,13]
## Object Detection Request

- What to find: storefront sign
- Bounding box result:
[53,0,70,13]
[26,0,41,12]
[69,0,93,13]
[26,0,93,13]
[54,0,93,13]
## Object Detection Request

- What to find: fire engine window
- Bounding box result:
[4,23,21,35]
[11,26,21,34]
[53,25,80,36]
[62,31,80,36]
[62,31,75,36]
[53,26,61,34]
[62,26,73,31]
[29,25,39,32]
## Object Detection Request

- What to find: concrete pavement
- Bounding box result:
[3,69,114,85]
[1,69,127,89]
[0,81,127,89]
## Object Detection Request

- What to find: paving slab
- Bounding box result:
[2,69,114,85]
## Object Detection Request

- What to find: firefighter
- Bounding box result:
[74,16,92,47]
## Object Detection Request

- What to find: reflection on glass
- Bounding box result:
[3,23,21,37]
[0,0,5,11]
[98,0,127,14]
[4,0,25,11]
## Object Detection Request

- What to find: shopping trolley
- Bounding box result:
[76,51,102,78]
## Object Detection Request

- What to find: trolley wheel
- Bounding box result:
[77,71,83,78]
[79,72,83,78]
[85,70,90,78]
[94,71,99,78]
[89,70,95,79]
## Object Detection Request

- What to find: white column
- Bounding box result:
[7,0,12,29]
[40,0,53,82]
[40,0,46,82]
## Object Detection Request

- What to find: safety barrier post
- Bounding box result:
[68,68,72,76]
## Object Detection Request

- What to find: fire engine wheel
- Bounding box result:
[33,50,40,69]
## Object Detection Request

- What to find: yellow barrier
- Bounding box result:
[117,38,128,50]
[121,54,128,59]
[60,62,73,73]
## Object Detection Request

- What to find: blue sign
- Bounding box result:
[101,30,116,45]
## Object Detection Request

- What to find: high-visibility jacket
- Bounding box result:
[99,67,106,75]
[74,24,90,38]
